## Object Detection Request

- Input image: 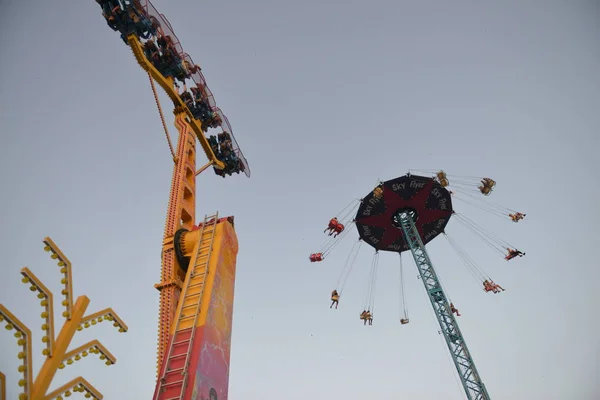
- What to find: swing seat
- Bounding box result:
[479,186,491,195]
[400,318,409,325]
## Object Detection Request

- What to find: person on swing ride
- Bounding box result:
[309,253,323,262]
[505,248,525,261]
[483,280,505,293]
[373,185,384,199]
[324,217,339,236]
[478,177,496,195]
[450,303,461,317]
[509,212,526,222]
[436,170,449,187]
[330,290,339,309]
[400,318,409,325]
[360,310,372,325]
[333,222,345,238]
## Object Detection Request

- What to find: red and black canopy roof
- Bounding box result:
[355,174,453,253]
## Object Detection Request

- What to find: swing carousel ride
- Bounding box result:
[310,170,527,400]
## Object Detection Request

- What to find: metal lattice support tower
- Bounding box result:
[396,211,490,400]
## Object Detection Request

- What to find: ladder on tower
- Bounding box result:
[154,213,219,400]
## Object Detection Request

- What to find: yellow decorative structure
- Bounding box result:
[0,237,128,400]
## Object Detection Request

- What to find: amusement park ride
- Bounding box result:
[310,170,527,400]
[2,0,249,399]
[0,1,529,399]
[91,1,251,399]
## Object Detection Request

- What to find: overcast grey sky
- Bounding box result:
[1,0,599,399]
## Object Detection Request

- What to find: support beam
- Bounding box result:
[0,372,5,400]
[154,112,198,376]
[396,211,490,400]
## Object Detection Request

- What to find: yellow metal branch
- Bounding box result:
[126,34,225,170]
[80,308,129,333]
[20,267,55,357]
[0,305,33,400]
[31,295,90,399]
[62,339,117,366]
[42,237,73,320]
[43,376,103,400]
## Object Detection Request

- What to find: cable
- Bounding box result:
[337,240,362,295]
[147,71,176,162]
[399,253,408,319]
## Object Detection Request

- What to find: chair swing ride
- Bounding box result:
[309,170,527,400]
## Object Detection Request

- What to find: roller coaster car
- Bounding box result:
[143,40,160,62]
[153,35,187,80]
[191,100,212,122]
[210,132,243,177]
[97,0,156,42]
[180,91,194,108]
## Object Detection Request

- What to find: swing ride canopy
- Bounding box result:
[355,174,453,253]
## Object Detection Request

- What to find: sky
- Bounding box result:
[0,0,599,399]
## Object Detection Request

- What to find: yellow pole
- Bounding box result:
[30,296,90,399]
[0,371,6,400]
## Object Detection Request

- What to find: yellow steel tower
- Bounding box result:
[93,1,249,396]
[127,31,243,399]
